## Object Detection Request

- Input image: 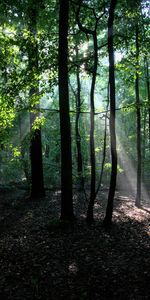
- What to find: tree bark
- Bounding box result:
[135,24,141,207]
[28,2,45,198]
[142,107,147,181]
[58,0,74,220]
[145,58,150,144]
[76,2,102,223]
[19,114,30,184]
[95,83,109,198]
[75,47,84,190]
[103,0,117,228]
[86,32,98,223]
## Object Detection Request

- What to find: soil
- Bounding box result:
[0,186,150,300]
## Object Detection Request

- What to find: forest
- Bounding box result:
[0,0,150,299]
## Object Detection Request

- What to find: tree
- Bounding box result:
[75,45,84,190]
[95,82,109,199]
[103,0,117,228]
[69,40,84,190]
[58,0,75,220]
[75,0,105,223]
[28,0,45,198]
[0,0,149,220]
[135,24,141,207]
[145,58,150,145]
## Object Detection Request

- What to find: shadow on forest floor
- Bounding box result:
[0,186,150,300]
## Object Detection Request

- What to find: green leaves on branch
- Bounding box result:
[31,116,46,131]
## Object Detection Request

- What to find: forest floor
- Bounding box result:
[0,185,150,300]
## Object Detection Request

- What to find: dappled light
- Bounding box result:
[68,262,78,275]
[0,188,150,299]
[116,124,150,203]
[0,0,149,299]
[114,195,150,223]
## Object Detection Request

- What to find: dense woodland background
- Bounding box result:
[0,0,150,299]
[0,0,149,224]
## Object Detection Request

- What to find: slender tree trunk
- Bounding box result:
[86,32,98,223]
[19,114,30,184]
[58,0,74,220]
[135,25,141,207]
[28,3,45,198]
[95,83,109,198]
[103,0,117,228]
[45,144,50,158]
[145,58,150,144]
[75,47,84,190]
[76,3,101,222]
[142,108,147,181]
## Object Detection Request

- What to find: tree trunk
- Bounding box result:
[145,58,150,144]
[135,25,141,207]
[76,3,100,223]
[103,0,117,228]
[30,123,45,198]
[86,32,98,224]
[58,0,74,220]
[75,48,84,190]
[28,2,45,198]
[95,83,109,198]
[142,108,147,181]
[19,114,30,184]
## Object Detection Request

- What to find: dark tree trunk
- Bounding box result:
[135,25,141,207]
[58,0,74,220]
[19,114,30,184]
[30,126,45,198]
[45,144,50,158]
[75,47,84,190]
[28,2,45,198]
[142,108,147,181]
[103,0,117,228]
[95,83,109,198]
[76,3,102,223]
[145,58,150,144]
[87,32,98,223]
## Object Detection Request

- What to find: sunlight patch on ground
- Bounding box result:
[68,262,78,275]
[114,199,150,223]
[123,207,149,222]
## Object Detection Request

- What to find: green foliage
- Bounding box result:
[31,115,45,130]
[0,0,149,191]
